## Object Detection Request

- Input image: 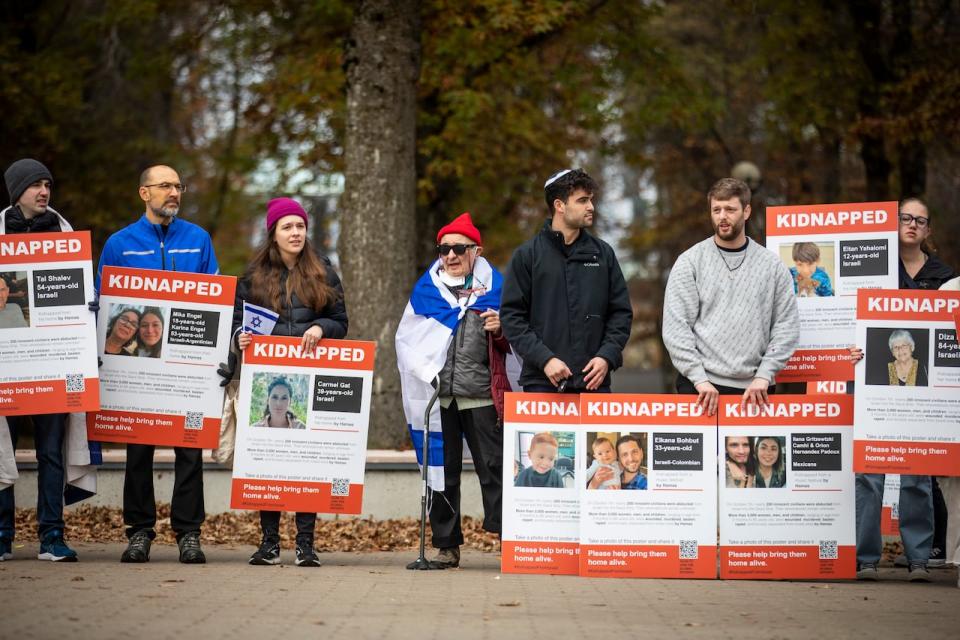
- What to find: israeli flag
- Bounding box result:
[242,300,279,336]
[396,257,511,491]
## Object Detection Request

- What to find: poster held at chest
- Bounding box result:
[501,392,581,575]
[87,266,236,447]
[765,202,898,383]
[853,289,960,475]
[230,335,375,514]
[0,231,99,415]
[578,394,717,579]
[718,395,856,580]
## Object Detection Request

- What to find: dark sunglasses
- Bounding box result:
[437,243,477,256]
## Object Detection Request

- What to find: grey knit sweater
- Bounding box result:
[662,237,799,388]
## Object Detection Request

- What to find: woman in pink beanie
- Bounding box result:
[230,197,348,567]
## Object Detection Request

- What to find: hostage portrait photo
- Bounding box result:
[0,272,28,328]
[864,327,930,387]
[778,241,836,298]
[249,372,309,429]
[585,432,649,490]
[724,435,788,489]
[513,430,575,489]
[103,303,168,358]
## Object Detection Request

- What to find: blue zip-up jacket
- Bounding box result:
[96,214,219,291]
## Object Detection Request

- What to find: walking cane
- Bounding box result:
[407,376,445,570]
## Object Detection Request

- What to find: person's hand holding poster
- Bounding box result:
[87,266,236,447]
[230,335,375,514]
[0,231,98,415]
[765,202,898,382]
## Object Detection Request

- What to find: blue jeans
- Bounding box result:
[0,414,67,541]
[856,473,933,566]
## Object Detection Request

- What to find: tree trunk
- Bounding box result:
[339,0,421,449]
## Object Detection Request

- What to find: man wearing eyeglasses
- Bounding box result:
[396,212,514,568]
[96,164,219,565]
[501,168,632,393]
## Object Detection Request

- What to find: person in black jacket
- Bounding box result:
[230,197,347,567]
[853,197,957,582]
[501,169,632,392]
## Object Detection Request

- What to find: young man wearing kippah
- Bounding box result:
[501,169,632,393]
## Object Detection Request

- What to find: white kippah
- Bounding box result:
[544,169,573,189]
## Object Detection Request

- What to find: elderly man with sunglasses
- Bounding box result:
[396,212,514,569]
[96,165,219,565]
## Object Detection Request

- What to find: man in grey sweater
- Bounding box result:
[662,178,799,416]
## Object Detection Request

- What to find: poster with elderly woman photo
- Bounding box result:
[853,288,960,476]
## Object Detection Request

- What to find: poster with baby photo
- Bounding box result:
[578,394,717,579]
[501,392,581,575]
[765,201,898,383]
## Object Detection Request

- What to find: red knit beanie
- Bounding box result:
[436,212,481,245]
[266,197,308,231]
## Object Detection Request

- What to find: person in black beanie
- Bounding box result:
[2,158,65,234]
[0,158,82,562]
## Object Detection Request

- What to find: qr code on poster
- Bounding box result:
[331,478,350,496]
[66,374,84,393]
[819,539,838,560]
[679,540,698,560]
[185,412,204,430]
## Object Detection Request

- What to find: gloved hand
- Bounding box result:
[216,351,238,387]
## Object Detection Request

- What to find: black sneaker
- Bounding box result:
[929,547,946,568]
[121,530,153,563]
[178,532,206,564]
[295,540,321,567]
[249,539,281,566]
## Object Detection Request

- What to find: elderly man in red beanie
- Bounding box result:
[396,212,515,568]
[97,164,218,565]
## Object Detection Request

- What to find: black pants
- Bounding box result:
[675,374,776,396]
[933,477,947,555]
[123,444,204,541]
[259,511,316,544]
[430,401,502,548]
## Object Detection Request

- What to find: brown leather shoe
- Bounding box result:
[434,546,460,568]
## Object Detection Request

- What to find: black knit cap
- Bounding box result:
[4,159,53,205]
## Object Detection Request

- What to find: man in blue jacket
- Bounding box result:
[97,165,218,564]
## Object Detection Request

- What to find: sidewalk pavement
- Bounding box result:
[3,543,957,640]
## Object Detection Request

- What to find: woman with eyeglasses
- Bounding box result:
[228,197,347,568]
[104,308,141,356]
[135,307,164,358]
[851,198,956,582]
[897,198,955,289]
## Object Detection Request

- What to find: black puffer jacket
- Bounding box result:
[232,254,348,339]
[899,254,956,290]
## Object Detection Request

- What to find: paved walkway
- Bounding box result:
[3,544,957,640]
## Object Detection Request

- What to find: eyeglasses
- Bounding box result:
[143,182,187,193]
[898,213,929,228]
[116,317,138,329]
[437,243,477,256]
